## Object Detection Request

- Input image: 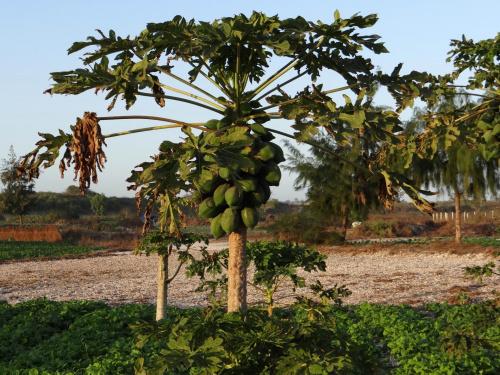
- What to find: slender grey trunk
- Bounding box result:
[455,191,462,244]
[156,253,168,320]
[227,225,247,313]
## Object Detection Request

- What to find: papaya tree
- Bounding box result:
[442,34,500,163]
[18,11,439,313]
[410,34,500,243]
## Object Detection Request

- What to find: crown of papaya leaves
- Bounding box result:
[17,112,107,194]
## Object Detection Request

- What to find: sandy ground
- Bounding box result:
[1,241,499,308]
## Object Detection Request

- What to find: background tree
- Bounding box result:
[0,146,35,227]
[89,193,106,217]
[18,11,438,314]
[409,94,500,243]
[283,133,381,236]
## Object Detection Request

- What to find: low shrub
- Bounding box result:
[355,219,398,238]
[2,299,500,374]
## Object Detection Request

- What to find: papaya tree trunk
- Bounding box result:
[228,224,247,313]
[455,190,462,244]
[341,215,348,237]
[156,252,168,320]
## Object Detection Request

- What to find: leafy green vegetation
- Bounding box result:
[349,236,500,247]
[462,237,500,247]
[185,240,350,315]
[1,299,499,374]
[0,241,103,261]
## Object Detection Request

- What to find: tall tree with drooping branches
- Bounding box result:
[18,11,439,314]
[283,133,381,236]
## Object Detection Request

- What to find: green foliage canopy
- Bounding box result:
[19,11,444,235]
[0,146,35,226]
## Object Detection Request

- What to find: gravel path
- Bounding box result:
[1,242,498,308]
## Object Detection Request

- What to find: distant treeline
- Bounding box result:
[30,187,137,217]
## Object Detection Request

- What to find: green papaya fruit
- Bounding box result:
[240,103,253,115]
[225,186,244,208]
[250,123,267,137]
[205,119,219,130]
[247,184,265,207]
[217,117,232,130]
[262,132,275,141]
[224,107,234,117]
[249,100,261,108]
[210,213,225,239]
[241,207,259,229]
[221,208,240,234]
[261,180,272,203]
[213,183,230,206]
[250,122,275,140]
[199,197,220,219]
[252,109,271,124]
[256,142,275,161]
[242,164,262,175]
[237,177,258,192]
[261,160,281,186]
[219,167,232,181]
[269,142,286,163]
[200,176,222,194]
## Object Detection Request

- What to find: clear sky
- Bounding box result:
[1,1,499,201]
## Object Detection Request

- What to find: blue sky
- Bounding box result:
[1,1,499,201]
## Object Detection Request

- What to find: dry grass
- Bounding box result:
[0,225,62,242]
[318,241,499,257]
[60,228,141,250]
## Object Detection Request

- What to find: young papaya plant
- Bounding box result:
[463,251,500,301]
[185,240,351,315]
[18,11,441,313]
[135,231,208,320]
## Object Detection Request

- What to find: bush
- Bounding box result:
[355,219,398,238]
[324,230,346,245]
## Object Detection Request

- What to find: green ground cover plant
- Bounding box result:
[349,236,500,247]
[0,241,103,261]
[462,237,500,247]
[1,299,499,374]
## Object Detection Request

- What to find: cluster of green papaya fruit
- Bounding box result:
[477,98,500,160]
[196,110,285,239]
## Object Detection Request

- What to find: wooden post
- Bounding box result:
[456,194,462,244]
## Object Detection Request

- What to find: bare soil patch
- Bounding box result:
[0,240,498,308]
